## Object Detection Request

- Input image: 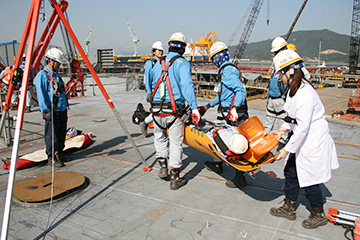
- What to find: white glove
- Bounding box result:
[192,109,201,124]
[229,108,238,122]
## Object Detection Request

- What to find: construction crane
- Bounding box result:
[126,20,140,56]
[232,0,264,65]
[285,0,308,40]
[349,0,360,74]
[84,28,92,56]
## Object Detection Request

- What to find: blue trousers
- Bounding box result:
[44,110,67,157]
[284,153,324,208]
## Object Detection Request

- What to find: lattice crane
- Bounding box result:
[232,0,264,65]
[349,0,360,74]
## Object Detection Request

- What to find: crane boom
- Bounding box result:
[349,0,360,74]
[285,0,308,41]
[233,0,264,64]
[126,20,140,56]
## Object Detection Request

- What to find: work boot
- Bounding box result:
[302,207,327,229]
[55,151,69,162]
[270,198,296,220]
[140,121,148,137]
[204,161,223,174]
[47,155,65,168]
[170,168,187,190]
[54,151,66,167]
[158,158,168,179]
[25,107,31,113]
[226,170,247,188]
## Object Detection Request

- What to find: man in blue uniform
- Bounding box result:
[35,48,68,167]
[264,37,288,151]
[149,32,200,190]
[140,41,164,137]
[200,41,249,188]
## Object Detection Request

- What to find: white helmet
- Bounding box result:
[210,41,228,59]
[229,134,248,154]
[152,41,164,51]
[271,36,288,53]
[168,32,186,45]
[45,48,67,64]
[273,49,302,73]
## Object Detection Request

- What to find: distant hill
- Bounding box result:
[229,29,350,63]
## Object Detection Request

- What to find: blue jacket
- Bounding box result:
[268,64,285,98]
[35,66,68,113]
[144,56,157,93]
[149,52,197,109]
[208,61,246,108]
[20,61,34,81]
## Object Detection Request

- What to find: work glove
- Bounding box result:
[146,93,152,103]
[228,108,238,122]
[191,109,201,125]
[43,112,51,121]
[198,104,210,116]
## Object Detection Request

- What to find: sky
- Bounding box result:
[0,0,354,56]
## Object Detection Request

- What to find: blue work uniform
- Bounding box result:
[264,63,287,145]
[35,66,68,157]
[150,52,197,110]
[208,61,246,109]
[150,52,198,169]
[144,56,157,94]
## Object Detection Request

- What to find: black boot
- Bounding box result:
[54,151,66,167]
[270,198,296,220]
[170,168,187,190]
[158,158,168,179]
[302,207,327,229]
[204,161,223,174]
[226,170,247,188]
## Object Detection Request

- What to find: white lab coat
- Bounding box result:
[282,81,339,188]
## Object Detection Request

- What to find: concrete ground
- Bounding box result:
[0,86,359,240]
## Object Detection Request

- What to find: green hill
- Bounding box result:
[229,29,350,63]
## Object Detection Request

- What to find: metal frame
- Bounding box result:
[1,1,150,239]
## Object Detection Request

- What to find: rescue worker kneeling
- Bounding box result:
[148,32,200,190]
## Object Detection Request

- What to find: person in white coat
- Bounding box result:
[269,49,339,229]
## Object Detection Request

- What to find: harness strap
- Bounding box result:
[43,69,60,94]
[150,55,183,117]
[266,108,286,115]
[217,63,247,124]
[212,129,234,156]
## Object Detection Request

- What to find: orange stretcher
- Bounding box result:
[183,116,278,172]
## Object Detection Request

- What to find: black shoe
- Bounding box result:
[54,152,66,167]
[204,161,223,174]
[25,107,31,113]
[226,170,247,188]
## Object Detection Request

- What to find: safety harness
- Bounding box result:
[212,127,235,156]
[217,63,248,125]
[150,55,188,129]
[43,69,66,111]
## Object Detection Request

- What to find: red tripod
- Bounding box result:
[1,1,151,238]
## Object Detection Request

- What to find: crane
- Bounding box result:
[84,28,92,56]
[126,20,140,56]
[285,0,308,40]
[349,0,360,74]
[232,0,264,65]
